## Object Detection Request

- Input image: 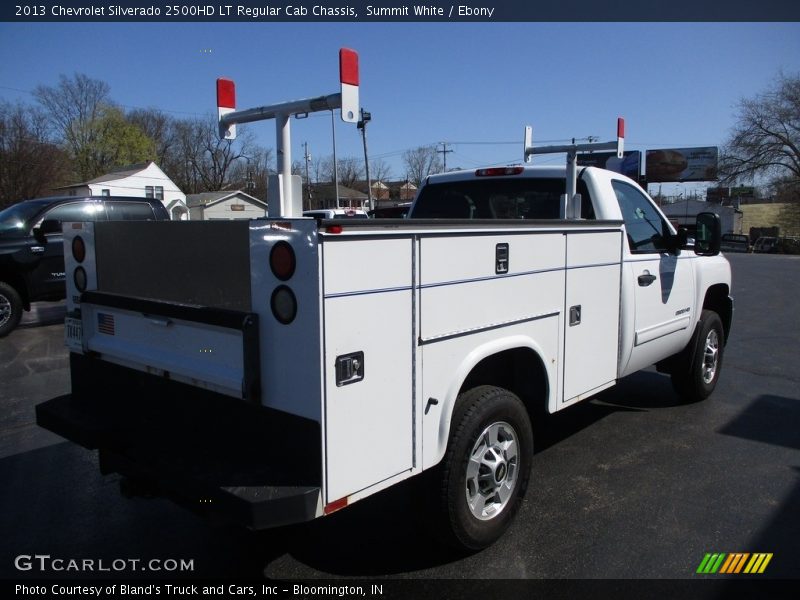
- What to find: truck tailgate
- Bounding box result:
[75,291,260,402]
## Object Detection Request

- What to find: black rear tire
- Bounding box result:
[0,282,23,338]
[436,385,533,551]
[671,309,724,402]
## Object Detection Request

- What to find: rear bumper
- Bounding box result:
[36,353,322,530]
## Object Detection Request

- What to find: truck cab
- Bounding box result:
[0,195,169,336]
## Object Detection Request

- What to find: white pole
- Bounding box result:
[276,113,292,216]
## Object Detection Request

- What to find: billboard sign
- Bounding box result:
[646,147,718,182]
[577,150,641,180]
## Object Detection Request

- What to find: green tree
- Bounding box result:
[74,106,155,177]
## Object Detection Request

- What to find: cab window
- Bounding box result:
[37,202,107,233]
[612,180,670,254]
[104,201,157,221]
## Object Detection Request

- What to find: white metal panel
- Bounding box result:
[563,265,621,403]
[421,319,560,470]
[420,234,565,342]
[421,271,564,342]
[563,231,622,403]
[249,219,324,421]
[566,231,621,267]
[420,233,564,285]
[323,237,414,501]
[324,238,413,296]
[82,304,245,399]
[622,255,696,376]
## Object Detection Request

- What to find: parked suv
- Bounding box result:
[720,233,751,253]
[0,196,170,336]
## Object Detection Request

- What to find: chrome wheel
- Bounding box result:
[465,421,519,521]
[702,329,719,384]
[0,293,10,327]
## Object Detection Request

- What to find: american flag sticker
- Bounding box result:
[97,313,115,336]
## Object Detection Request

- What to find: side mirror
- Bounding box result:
[695,212,721,256]
[38,219,62,234]
[666,227,689,253]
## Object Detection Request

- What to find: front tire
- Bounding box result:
[0,282,23,338]
[671,309,724,402]
[437,385,533,551]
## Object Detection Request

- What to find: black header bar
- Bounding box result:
[3,1,799,22]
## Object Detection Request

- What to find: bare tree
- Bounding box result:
[33,73,112,180]
[719,73,800,191]
[228,146,274,201]
[336,156,364,188]
[403,145,442,186]
[171,117,256,193]
[0,101,70,206]
[369,158,392,184]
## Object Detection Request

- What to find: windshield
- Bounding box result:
[0,199,52,234]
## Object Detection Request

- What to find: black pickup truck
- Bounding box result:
[0,195,170,336]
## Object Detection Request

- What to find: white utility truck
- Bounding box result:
[37,51,732,550]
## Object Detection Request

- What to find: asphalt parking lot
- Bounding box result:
[1,253,798,583]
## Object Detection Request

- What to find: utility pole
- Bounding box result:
[331,110,340,209]
[303,142,312,210]
[357,108,373,211]
[438,142,453,173]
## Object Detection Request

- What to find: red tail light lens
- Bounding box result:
[72,236,86,263]
[270,241,296,281]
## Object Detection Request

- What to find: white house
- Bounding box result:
[186,191,267,220]
[54,162,188,220]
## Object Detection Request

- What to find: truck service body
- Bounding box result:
[36,51,732,549]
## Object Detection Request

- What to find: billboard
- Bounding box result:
[645,147,718,182]
[577,150,641,180]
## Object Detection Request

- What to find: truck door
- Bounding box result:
[613,180,696,376]
[27,201,106,300]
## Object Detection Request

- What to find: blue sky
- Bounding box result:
[1,22,799,194]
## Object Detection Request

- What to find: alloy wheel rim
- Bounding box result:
[465,421,519,521]
[702,329,720,384]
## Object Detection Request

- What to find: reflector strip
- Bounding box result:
[617,117,625,139]
[324,496,348,515]
[216,78,236,109]
[339,48,359,86]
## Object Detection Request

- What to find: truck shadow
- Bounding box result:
[251,371,684,577]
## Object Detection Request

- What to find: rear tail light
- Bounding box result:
[270,241,296,281]
[476,167,524,177]
[72,236,86,263]
[74,267,87,292]
[271,286,297,325]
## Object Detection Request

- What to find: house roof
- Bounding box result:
[312,184,367,200]
[186,190,266,209]
[87,162,153,184]
[54,161,161,189]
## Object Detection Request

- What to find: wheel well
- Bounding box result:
[0,272,30,309]
[703,284,732,344]
[460,348,549,419]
